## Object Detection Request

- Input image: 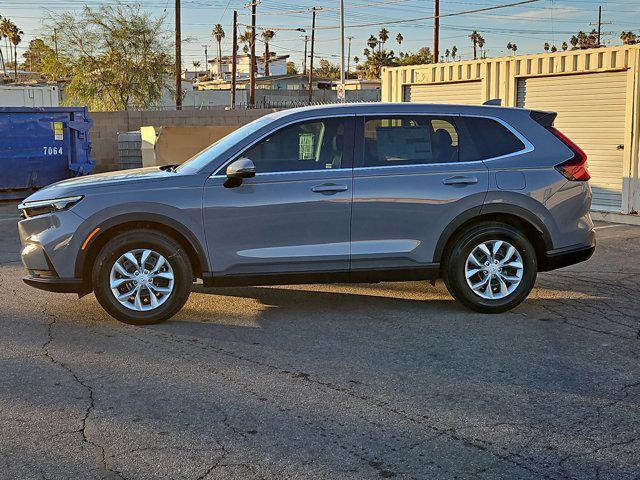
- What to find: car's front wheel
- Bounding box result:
[443,223,537,313]
[92,229,193,325]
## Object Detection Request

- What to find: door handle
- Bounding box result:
[312,183,348,193]
[442,176,478,186]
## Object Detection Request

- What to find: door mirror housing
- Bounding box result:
[224,158,256,188]
[226,158,256,179]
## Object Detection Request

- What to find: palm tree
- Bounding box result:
[396,33,403,45]
[450,45,457,61]
[544,42,550,52]
[551,45,557,53]
[378,28,389,51]
[239,28,252,54]
[212,24,225,77]
[8,23,23,80]
[621,31,638,45]
[570,35,578,49]
[1,17,14,78]
[0,16,6,77]
[444,48,450,62]
[192,60,201,72]
[511,43,518,55]
[261,29,275,76]
[561,41,568,51]
[469,30,484,60]
[367,35,378,51]
[353,55,359,64]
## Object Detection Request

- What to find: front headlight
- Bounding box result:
[18,195,84,218]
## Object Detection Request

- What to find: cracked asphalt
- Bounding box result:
[0,201,638,480]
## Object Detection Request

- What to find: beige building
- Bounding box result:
[208,53,290,80]
[381,45,640,221]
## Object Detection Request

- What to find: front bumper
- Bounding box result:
[23,275,87,293]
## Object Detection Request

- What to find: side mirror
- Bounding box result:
[224,158,256,188]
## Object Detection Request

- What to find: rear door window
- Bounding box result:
[461,117,526,161]
[362,116,460,167]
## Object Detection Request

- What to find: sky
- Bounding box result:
[2,0,640,71]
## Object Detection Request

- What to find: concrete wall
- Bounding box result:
[90,108,275,172]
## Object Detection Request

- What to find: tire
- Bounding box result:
[92,229,193,325]
[443,222,537,313]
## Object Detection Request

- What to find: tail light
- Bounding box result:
[551,128,590,181]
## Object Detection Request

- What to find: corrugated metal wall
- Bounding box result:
[516,71,627,211]
[382,45,640,215]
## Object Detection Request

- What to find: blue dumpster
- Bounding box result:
[0,106,94,200]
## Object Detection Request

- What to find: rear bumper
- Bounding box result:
[23,275,87,294]
[541,240,595,272]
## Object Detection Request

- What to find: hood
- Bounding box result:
[23,167,175,202]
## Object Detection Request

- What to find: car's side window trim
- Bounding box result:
[354,113,462,169]
[210,113,357,177]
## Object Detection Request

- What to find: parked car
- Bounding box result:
[18,103,595,324]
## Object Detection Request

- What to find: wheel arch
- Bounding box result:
[75,213,208,284]
[434,205,553,267]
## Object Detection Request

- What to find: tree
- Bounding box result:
[239,28,252,54]
[621,31,638,45]
[550,45,557,53]
[394,47,432,66]
[192,60,201,72]
[261,29,275,76]
[378,28,389,50]
[396,33,403,45]
[544,42,550,52]
[357,48,395,79]
[286,61,297,74]
[8,23,23,80]
[507,42,518,55]
[561,41,568,51]
[469,31,485,60]
[43,5,172,111]
[212,24,225,76]
[570,35,578,49]
[451,45,457,61]
[0,17,14,78]
[444,48,450,62]
[353,55,360,64]
[367,35,378,51]
[22,38,56,72]
[316,58,340,79]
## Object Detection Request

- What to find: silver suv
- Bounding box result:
[18,103,595,324]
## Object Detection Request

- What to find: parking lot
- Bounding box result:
[0,200,638,480]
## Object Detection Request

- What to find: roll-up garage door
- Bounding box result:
[404,81,482,105]
[516,71,627,212]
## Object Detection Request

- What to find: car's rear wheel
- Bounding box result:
[443,223,537,313]
[92,229,192,325]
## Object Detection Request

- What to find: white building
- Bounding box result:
[208,53,290,80]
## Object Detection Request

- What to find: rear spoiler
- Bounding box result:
[530,110,557,128]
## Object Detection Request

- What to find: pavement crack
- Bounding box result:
[41,307,127,480]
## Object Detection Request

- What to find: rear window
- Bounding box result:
[462,117,526,161]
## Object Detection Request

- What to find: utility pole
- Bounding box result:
[339,0,345,102]
[175,0,182,110]
[308,7,317,105]
[302,35,309,74]
[202,44,208,73]
[590,5,611,47]
[231,10,238,109]
[249,1,257,108]
[346,36,354,78]
[433,0,439,63]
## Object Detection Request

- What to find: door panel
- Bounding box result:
[351,115,488,270]
[203,116,354,277]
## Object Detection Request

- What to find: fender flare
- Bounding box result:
[74,212,210,279]
[433,204,554,263]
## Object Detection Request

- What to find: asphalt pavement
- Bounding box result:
[0,201,638,480]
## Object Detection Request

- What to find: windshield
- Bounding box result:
[177,116,273,174]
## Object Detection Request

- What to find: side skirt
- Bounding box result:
[202,264,441,288]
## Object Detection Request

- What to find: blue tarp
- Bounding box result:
[0,106,94,197]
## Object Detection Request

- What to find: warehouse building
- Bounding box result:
[381,45,640,222]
